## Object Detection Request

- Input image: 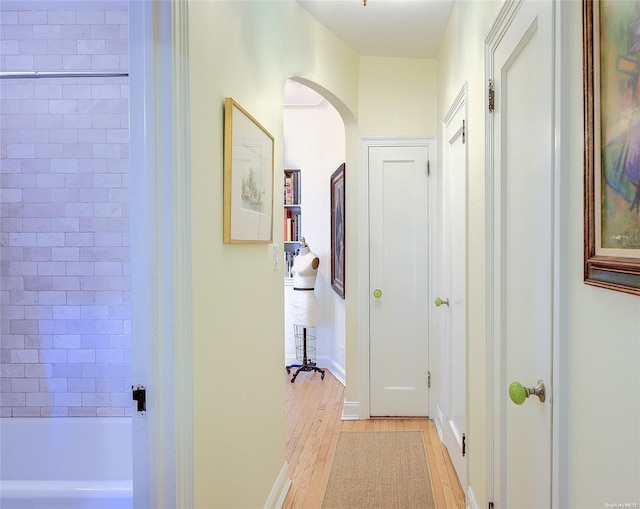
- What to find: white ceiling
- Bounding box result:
[296,0,456,59]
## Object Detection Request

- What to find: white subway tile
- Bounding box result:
[62,54,91,70]
[35,143,64,159]
[38,320,67,335]
[26,392,54,407]
[33,54,63,70]
[63,84,92,99]
[77,39,105,55]
[4,84,34,99]
[40,348,67,364]
[23,218,52,232]
[11,348,39,363]
[67,349,95,363]
[23,276,53,291]
[53,392,81,407]
[51,246,79,261]
[33,25,62,40]
[69,406,96,417]
[41,407,69,417]
[91,24,119,40]
[24,363,53,378]
[38,291,66,305]
[4,54,34,70]
[36,233,66,247]
[65,232,93,247]
[34,84,63,100]
[76,11,104,25]
[47,11,76,25]
[53,334,81,349]
[66,290,95,305]
[12,378,40,393]
[50,129,78,144]
[66,318,97,335]
[24,305,52,319]
[52,305,80,320]
[18,11,47,24]
[19,39,48,55]
[68,377,95,392]
[51,275,80,291]
[81,305,108,319]
[61,24,90,40]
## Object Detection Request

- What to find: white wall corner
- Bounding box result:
[341,400,361,420]
[466,484,479,509]
[263,462,291,509]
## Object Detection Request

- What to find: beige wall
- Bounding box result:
[359,57,437,136]
[187,2,359,507]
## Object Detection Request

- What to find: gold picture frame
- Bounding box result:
[223,98,274,244]
[583,0,640,295]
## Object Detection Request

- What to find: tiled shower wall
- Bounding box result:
[0,7,131,417]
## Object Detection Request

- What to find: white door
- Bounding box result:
[439,91,467,489]
[369,145,430,417]
[487,1,554,507]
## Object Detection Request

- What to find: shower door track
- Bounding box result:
[0,71,129,79]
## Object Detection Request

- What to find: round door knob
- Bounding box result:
[373,289,382,298]
[509,379,546,405]
[435,297,449,307]
[509,382,528,405]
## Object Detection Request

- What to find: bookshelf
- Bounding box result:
[284,169,302,277]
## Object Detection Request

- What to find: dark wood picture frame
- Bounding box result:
[583,0,640,295]
[330,164,345,298]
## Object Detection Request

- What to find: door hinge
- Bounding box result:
[489,503,495,509]
[488,79,495,113]
[462,119,466,144]
[462,433,466,457]
[427,371,431,388]
[427,159,431,176]
[132,385,146,413]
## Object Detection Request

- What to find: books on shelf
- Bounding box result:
[284,169,300,205]
[284,208,301,242]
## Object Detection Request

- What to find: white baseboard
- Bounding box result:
[467,484,479,509]
[434,404,444,441]
[264,462,291,509]
[341,400,360,420]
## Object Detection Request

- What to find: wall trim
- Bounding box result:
[467,484,479,509]
[263,462,291,509]
[341,401,360,420]
[358,136,438,421]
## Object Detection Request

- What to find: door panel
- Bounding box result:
[442,99,467,489]
[489,1,554,507]
[369,145,430,417]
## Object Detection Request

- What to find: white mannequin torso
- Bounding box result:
[292,245,319,289]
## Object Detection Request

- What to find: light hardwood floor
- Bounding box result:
[283,370,466,509]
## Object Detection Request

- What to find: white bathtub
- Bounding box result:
[0,418,133,509]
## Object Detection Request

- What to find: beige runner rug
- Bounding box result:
[321,431,435,509]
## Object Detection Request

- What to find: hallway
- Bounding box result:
[283,371,465,508]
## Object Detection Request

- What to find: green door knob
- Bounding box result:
[509,379,546,405]
[373,289,382,298]
[435,297,449,307]
[509,382,528,405]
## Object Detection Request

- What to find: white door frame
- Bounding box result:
[130,1,193,507]
[484,0,565,506]
[356,136,437,420]
[438,83,468,489]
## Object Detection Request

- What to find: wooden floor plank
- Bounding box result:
[282,370,466,508]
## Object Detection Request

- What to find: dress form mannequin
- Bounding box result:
[291,238,319,326]
[287,238,325,382]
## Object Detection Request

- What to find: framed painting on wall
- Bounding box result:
[330,163,345,298]
[584,0,640,295]
[223,97,274,244]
